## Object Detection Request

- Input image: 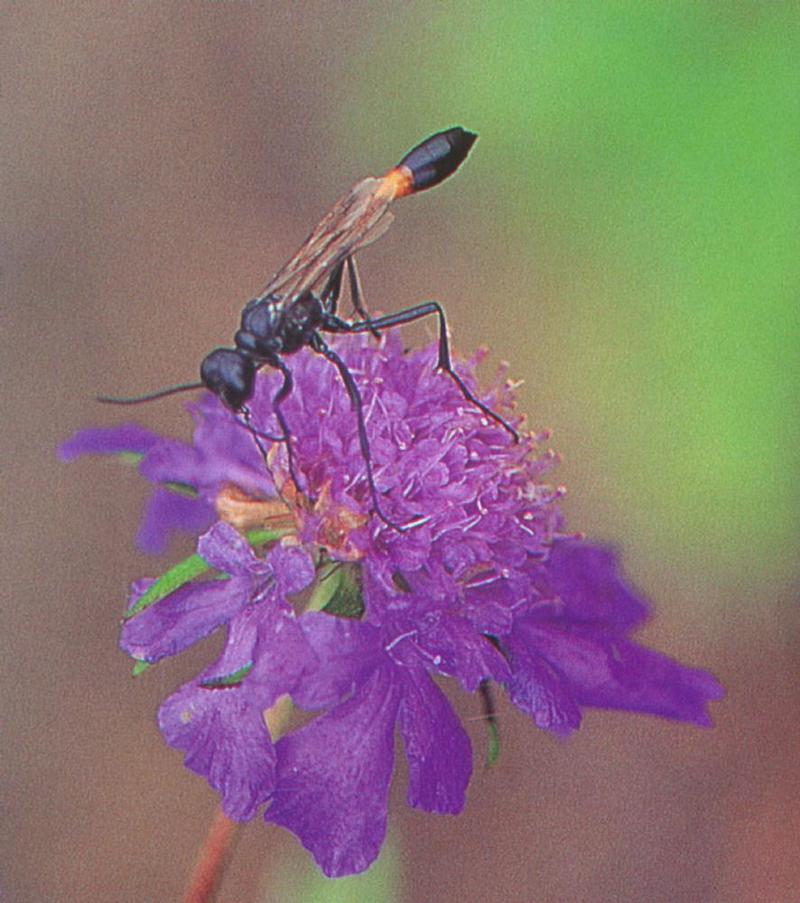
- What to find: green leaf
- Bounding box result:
[305,562,343,613]
[245,527,286,549]
[123,527,287,621]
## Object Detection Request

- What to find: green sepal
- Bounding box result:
[478,679,501,768]
[123,527,287,621]
[132,659,152,677]
[321,562,365,619]
[124,551,218,621]
[117,452,145,466]
[244,527,285,549]
[305,562,343,612]
[160,481,199,499]
[486,718,501,768]
[200,662,254,688]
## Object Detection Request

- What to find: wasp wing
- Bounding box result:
[257,176,396,303]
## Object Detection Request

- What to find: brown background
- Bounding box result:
[3,4,797,902]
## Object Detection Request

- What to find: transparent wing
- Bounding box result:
[257,177,396,303]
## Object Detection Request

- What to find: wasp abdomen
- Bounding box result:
[396,126,478,194]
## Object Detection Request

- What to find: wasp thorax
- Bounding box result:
[240,297,281,339]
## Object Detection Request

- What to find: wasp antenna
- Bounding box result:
[96,381,204,405]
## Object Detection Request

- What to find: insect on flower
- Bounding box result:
[99,127,518,528]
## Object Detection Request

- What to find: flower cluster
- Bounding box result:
[61,333,722,877]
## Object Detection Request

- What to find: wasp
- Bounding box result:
[102,128,518,528]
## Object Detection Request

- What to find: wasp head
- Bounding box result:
[200,348,255,410]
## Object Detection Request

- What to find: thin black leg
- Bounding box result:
[310,334,408,531]
[320,261,345,315]
[238,406,282,447]
[239,405,274,468]
[322,302,519,441]
[267,356,306,497]
[345,256,380,339]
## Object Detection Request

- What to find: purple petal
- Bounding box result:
[503,631,583,735]
[136,437,204,486]
[197,522,265,576]
[543,541,650,631]
[121,574,251,663]
[58,424,161,460]
[414,613,511,692]
[397,669,472,814]
[245,606,316,706]
[200,607,260,684]
[266,543,316,597]
[158,682,276,821]
[137,487,214,555]
[292,613,383,710]
[185,395,274,497]
[518,620,724,726]
[266,663,400,877]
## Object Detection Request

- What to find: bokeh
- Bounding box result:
[3,3,797,901]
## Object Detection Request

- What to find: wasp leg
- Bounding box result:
[310,333,408,531]
[320,261,345,315]
[344,256,380,339]
[319,257,380,339]
[237,405,282,458]
[263,356,307,499]
[322,302,519,441]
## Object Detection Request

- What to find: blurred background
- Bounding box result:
[3,2,797,901]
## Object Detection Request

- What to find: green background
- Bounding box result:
[337,3,798,583]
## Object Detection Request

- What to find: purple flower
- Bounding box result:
[64,333,722,877]
[266,613,474,876]
[59,395,275,553]
[127,522,316,820]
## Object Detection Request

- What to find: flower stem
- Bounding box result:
[182,807,239,903]
[181,697,294,901]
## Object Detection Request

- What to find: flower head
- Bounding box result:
[62,332,722,877]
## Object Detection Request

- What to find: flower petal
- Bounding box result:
[185,395,274,497]
[519,621,724,726]
[543,541,650,631]
[397,668,471,814]
[137,487,214,555]
[266,663,400,877]
[197,522,264,576]
[266,543,316,597]
[158,682,276,821]
[136,437,203,485]
[58,424,162,459]
[292,612,384,710]
[414,613,511,692]
[121,575,250,663]
[245,607,316,706]
[503,631,583,735]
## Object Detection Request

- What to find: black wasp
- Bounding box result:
[101,127,518,528]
